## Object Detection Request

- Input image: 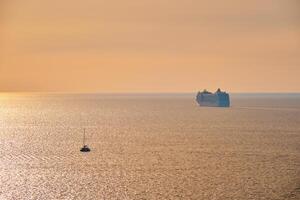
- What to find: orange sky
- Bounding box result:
[1,0,300,93]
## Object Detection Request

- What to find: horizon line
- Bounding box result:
[1,91,300,95]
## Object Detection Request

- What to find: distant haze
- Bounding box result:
[1,0,299,93]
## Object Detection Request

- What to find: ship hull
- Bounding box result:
[196,92,230,107]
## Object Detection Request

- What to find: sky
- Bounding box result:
[1,0,299,93]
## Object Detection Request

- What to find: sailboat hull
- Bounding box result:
[80,147,91,152]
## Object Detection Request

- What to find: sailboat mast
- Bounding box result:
[83,128,86,146]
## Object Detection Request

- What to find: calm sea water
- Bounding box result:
[0,93,299,199]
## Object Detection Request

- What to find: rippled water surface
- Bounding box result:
[0,93,299,199]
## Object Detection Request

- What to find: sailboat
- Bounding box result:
[80,128,91,152]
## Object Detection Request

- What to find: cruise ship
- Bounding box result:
[196,88,230,107]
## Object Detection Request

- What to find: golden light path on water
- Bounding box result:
[0,93,299,199]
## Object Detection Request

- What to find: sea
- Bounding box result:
[0,93,299,199]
